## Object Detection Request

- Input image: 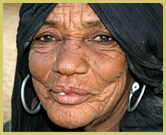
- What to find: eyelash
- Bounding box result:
[35,35,58,42]
[93,35,112,43]
[35,35,112,43]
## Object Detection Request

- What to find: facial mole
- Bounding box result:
[76,45,81,50]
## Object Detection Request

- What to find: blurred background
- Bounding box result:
[3,3,22,123]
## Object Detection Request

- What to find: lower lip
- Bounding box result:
[51,92,90,105]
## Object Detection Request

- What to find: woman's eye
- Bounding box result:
[93,35,112,43]
[36,35,56,42]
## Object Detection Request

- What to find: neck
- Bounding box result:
[84,73,133,132]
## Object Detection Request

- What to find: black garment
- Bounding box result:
[3,120,11,132]
[10,3,163,131]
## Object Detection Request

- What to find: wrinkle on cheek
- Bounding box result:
[32,78,52,109]
[96,91,112,103]
[86,90,114,115]
[85,99,108,119]
[116,53,126,66]
[100,48,125,63]
[95,81,118,106]
[89,60,112,85]
[91,71,127,116]
[88,70,104,92]
[98,60,126,83]
[29,52,54,83]
[86,102,99,114]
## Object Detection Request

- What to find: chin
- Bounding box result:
[46,103,96,129]
[48,112,90,129]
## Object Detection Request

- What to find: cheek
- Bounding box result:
[29,51,53,83]
[32,77,55,111]
[92,54,127,83]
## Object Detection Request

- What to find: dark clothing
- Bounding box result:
[10,3,163,132]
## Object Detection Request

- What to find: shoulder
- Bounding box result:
[3,120,11,132]
[120,88,163,132]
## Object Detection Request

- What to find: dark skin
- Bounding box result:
[29,3,133,131]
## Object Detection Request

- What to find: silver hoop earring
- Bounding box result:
[21,74,41,114]
[127,81,146,112]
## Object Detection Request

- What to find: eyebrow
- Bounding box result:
[86,21,102,26]
[43,20,103,28]
[43,21,57,25]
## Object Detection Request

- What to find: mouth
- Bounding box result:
[50,86,91,105]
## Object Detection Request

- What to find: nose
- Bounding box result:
[53,52,89,76]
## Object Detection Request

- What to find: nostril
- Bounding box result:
[76,61,89,74]
[57,62,88,76]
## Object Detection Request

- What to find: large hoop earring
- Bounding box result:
[21,74,41,114]
[127,81,146,112]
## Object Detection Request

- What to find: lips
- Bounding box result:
[50,86,91,105]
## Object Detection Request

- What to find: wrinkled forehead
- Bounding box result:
[45,3,105,29]
[53,3,90,13]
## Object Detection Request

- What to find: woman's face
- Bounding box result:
[29,3,132,130]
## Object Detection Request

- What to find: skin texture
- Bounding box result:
[29,3,133,131]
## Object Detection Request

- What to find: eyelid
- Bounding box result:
[34,34,62,43]
[83,29,114,42]
[93,35,113,42]
[35,34,52,39]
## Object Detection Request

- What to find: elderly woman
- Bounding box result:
[4,3,163,132]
